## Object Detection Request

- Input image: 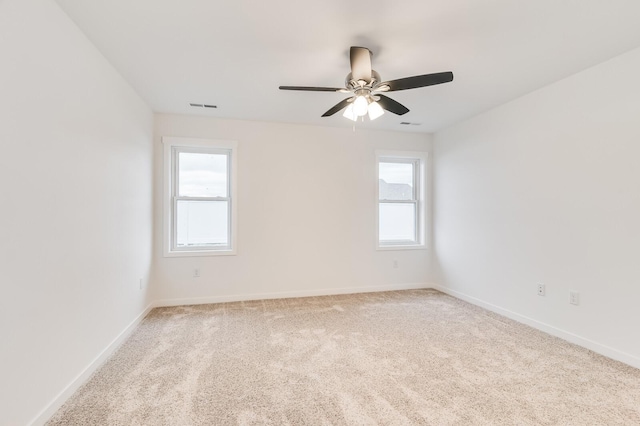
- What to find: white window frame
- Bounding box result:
[376,150,427,250]
[163,137,238,257]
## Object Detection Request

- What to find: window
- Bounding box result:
[376,151,427,249]
[163,137,237,256]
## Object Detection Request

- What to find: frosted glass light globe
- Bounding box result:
[342,104,357,121]
[367,101,384,120]
[353,96,368,116]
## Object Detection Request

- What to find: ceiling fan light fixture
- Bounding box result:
[343,104,358,121]
[367,101,384,120]
[353,95,368,116]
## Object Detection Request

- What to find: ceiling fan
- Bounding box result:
[279,46,454,122]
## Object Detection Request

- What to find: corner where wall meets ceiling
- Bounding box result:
[55,0,640,132]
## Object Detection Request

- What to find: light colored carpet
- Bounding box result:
[48,290,640,425]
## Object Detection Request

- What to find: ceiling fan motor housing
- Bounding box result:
[346,70,381,90]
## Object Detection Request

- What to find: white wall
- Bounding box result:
[154,114,432,303]
[0,0,154,424]
[433,47,640,367]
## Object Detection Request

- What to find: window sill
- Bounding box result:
[164,249,236,258]
[377,244,427,251]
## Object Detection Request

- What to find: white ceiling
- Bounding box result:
[56,0,640,133]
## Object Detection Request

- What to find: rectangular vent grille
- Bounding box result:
[190,103,217,109]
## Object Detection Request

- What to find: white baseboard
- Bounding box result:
[29,303,155,426]
[154,282,431,307]
[432,284,640,370]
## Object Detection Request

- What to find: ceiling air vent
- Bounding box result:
[190,103,217,109]
[400,122,422,126]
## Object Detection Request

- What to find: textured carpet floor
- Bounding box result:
[48,290,640,425]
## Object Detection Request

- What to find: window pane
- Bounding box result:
[379,203,416,242]
[178,152,228,197]
[176,200,228,248]
[379,162,414,200]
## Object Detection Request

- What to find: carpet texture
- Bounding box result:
[48,290,640,425]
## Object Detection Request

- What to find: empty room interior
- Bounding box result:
[2,0,640,424]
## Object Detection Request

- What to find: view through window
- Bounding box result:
[175,150,230,249]
[163,137,237,256]
[377,151,425,248]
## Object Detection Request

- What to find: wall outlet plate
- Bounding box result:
[537,283,545,296]
[570,291,580,305]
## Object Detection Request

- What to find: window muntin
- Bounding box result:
[377,152,425,248]
[163,137,237,257]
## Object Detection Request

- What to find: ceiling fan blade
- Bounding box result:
[321,98,353,117]
[377,95,410,115]
[382,71,454,92]
[350,46,372,82]
[279,86,345,92]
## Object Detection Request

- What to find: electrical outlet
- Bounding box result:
[569,291,580,305]
[537,283,545,296]
[193,268,200,278]
[393,260,398,269]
